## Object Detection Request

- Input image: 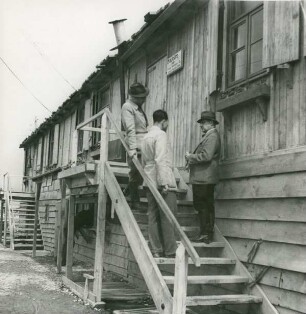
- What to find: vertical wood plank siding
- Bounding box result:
[166,7,210,166]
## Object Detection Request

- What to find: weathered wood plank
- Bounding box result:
[216,198,306,222]
[219,150,306,179]
[172,244,188,314]
[217,219,306,245]
[226,237,306,273]
[261,284,306,314]
[216,172,306,199]
[245,263,306,295]
[66,195,75,279]
[32,182,42,258]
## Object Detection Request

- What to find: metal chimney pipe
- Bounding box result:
[109,19,127,46]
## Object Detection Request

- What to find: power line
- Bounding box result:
[21,31,77,92]
[0,56,52,113]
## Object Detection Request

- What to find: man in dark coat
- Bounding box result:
[185,111,221,244]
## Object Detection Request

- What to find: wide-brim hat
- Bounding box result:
[197,111,219,124]
[128,83,149,98]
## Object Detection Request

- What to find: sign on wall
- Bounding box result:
[166,50,184,76]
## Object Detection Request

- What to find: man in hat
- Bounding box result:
[185,111,221,244]
[142,109,177,258]
[121,82,149,206]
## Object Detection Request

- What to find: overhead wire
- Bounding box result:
[21,31,77,92]
[0,56,52,113]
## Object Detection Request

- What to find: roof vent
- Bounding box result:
[109,19,127,46]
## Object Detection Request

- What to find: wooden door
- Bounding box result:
[144,56,168,127]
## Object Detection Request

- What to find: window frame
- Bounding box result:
[227,3,265,88]
[76,104,85,153]
[47,128,55,166]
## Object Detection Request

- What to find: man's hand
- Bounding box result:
[185,152,191,161]
[128,149,137,157]
[161,184,169,195]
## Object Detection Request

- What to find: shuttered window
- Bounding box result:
[228,2,264,86]
[262,1,300,68]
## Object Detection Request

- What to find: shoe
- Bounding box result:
[152,252,161,258]
[165,253,176,258]
[193,234,210,243]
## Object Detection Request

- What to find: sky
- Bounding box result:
[0,0,171,187]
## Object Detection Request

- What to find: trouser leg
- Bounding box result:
[160,191,177,256]
[192,184,215,236]
[127,154,143,202]
[146,189,163,254]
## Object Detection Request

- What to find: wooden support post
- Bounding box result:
[0,199,3,244]
[32,182,42,258]
[66,195,75,279]
[172,243,188,314]
[57,179,67,273]
[93,113,109,302]
[3,199,7,247]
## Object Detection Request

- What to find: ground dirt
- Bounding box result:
[0,246,102,314]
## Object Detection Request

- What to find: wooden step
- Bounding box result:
[14,238,43,242]
[154,257,235,265]
[164,275,250,285]
[185,294,262,306]
[14,244,44,249]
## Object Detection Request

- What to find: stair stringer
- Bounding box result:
[105,163,173,314]
[214,226,278,314]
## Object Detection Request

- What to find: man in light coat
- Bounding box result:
[142,110,177,258]
[185,111,221,244]
[121,83,149,206]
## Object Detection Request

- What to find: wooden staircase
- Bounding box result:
[70,108,276,314]
[107,162,275,314]
[3,191,44,250]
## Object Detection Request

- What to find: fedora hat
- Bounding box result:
[197,111,219,124]
[128,83,149,98]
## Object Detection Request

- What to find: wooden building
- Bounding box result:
[11,0,306,313]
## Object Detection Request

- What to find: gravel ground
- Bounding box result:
[0,245,102,314]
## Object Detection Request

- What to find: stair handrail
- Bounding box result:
[74,107,201,266]
[104,109,201,267]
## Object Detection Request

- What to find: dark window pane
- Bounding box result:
[233,22,246,50]
[231,1,262,20]
[250,40,263,74]
[232,49,246,81]
[251,9,263,43]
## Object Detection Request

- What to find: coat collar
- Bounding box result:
[127,99,140,110]
[202,128,216,140]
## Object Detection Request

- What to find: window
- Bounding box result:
[76,104,85,152]
[228,1,264,86]
[91,89,110,148]
[48,128,54,165]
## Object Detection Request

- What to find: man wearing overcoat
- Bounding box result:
[121,82,149,206]
[185,111,221,244]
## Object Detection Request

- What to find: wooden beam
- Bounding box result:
[66,195,75,279]
[57,179,67,273]
[172,244,188,314]
[32,182,42,258]
[80,126,102,133]
[105,108,201,266]
[93,114,109,302]
[76,108,106,130]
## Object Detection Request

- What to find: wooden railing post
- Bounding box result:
[172,243,188,314]
[0,198,3,244]
[3,198,7,247]
[57,178,67,273]
[93,113,109,302]
[66,194,75,279]
[32,182,42,257]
